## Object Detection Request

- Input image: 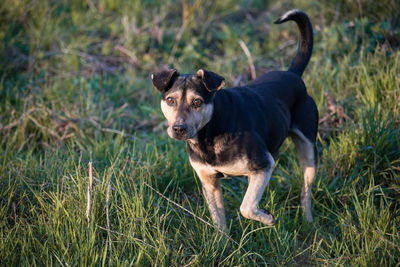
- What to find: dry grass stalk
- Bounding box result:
[0,107,38,132]
[86,154,93,227]
[106,182,112,252]
[239,39,256,80]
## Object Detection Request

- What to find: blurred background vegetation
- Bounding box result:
[0,0,399,265]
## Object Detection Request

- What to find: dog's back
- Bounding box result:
[206,10,315,158]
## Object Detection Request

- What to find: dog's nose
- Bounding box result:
[172,124,187,135]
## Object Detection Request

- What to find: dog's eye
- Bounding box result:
[192,98,203,108]
[166,97,176,106]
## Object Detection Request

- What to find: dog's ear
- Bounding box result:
[197,69,225,92]
[151,69,179,92]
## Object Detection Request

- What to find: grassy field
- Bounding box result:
[1,0,400,265]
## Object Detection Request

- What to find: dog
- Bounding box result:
[152,10,318,231]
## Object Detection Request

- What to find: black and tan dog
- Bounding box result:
[152,10,318,231]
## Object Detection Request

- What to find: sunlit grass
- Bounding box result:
[1,0,399,265]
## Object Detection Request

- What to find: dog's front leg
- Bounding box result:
[197,171,227,231]
[240,155,275,226]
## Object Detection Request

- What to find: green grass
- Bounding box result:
[1,0,400,265]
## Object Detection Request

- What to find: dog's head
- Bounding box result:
[152,69,224,140]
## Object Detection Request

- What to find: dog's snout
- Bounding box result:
[173,124,187,135]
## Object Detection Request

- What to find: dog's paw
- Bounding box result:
[259,208,275,226]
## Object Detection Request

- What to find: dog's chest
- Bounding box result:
[187,136,238,165]
[189,153,253,177]
[187,137,258,177]
[213,158,253,176]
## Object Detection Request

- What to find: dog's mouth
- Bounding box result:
[167,126,197,141]
[171,133,190,140]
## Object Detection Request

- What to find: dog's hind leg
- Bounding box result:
[240,153,275,225]
[290,128,317,222]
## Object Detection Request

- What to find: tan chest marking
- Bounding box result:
[190,156,254,177]
[214,158,253,176]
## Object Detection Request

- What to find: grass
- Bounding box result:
[1,0,400,265]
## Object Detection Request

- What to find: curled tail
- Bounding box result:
[274,10,313,76]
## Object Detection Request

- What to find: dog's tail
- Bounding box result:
[274,10,313,77]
